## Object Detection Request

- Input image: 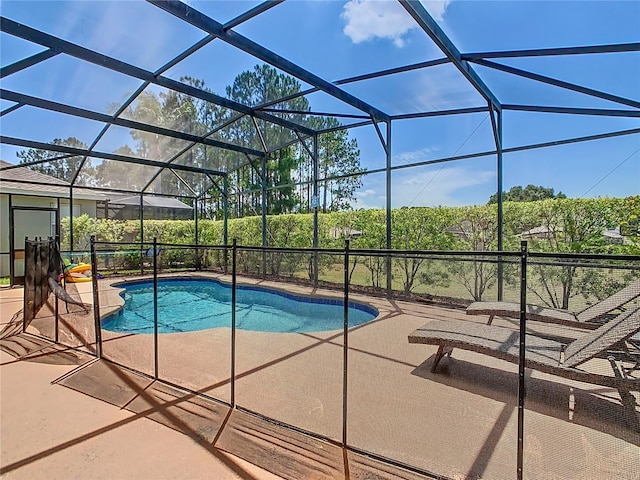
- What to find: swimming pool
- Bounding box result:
[102,278,378,334]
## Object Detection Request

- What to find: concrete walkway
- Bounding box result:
[0,286,284,480]
[2,278,638,480]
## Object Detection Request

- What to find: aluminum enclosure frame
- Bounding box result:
[1,0,638,268]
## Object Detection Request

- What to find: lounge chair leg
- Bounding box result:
[621,340,640,374]
[432,345,453,373]
[487,315,494,326]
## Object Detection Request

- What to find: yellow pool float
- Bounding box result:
[65,263,93,283]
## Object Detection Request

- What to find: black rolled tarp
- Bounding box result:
[23,237,88,331]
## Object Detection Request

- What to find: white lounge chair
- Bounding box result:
[408,305,640,391]
[466,278,640,329]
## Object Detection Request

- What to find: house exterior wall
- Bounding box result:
[0,193,97,278]
[0,195,9,280]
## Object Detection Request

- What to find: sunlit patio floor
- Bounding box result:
[1,276,638,480]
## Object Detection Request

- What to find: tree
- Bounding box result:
[265,147,299,214]
[449,205,501,301]
[619,195,640,255]
[119,88,204,197]
[19,66,366,218]
[201,65,310,217]
[224,65,365,214]
[93,145,152,191]
[225,64,308,151]
[17,137,95,185]
[488,184,566,204]
[523,198,621,309]
[391,207,456,293]
[316,121,364,213]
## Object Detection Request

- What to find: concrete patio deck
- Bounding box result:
[1,276,638,479]
[0,285,286,480]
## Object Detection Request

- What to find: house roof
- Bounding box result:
[447,220,474,238]
[517,225,559,239]
[603,228,625,240]
[518,225,628,243]
[329,226,364,239]
[0,160,106,200]
[106,193,193,210]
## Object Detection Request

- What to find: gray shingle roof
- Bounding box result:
[0,160,105,200]
[106,193,193,210]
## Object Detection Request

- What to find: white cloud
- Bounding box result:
[352,188,383,209]
[342,0,415,47]
[391,166,494,207]
[356,189,377,197]
[393,147,439,165]
[341,0,451,47]
[349,165,493,210]
[401,67,484,113]
[352,196,384,210]
[422,0,451,21]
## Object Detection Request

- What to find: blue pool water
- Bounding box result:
[102,278,378,334]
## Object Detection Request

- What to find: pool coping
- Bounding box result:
[98,272,383,334]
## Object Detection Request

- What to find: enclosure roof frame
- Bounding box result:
[0,0,638,196]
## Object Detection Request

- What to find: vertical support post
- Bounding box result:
[56,198,61,242]
[496,108,504,300]
[8,194,14,286]
[194,197,201,271]
[194,196,199,244]
[312,134,319,288]
[223,175,229,275]
[22,236,28,332]
[54,235,59,344]
[231,238,237,408]
[250,115,270,279]
[90,236,102,359]
[69,187,74,255]
[34,239,43,333]
[54,205,61,342]
[236,169,242,218]
[54,202,64,343]
[342,239,350,446]
[153,237,159,380]
[139,194,144,275]
[517,240,528,480]
[261,154,267,279]
[385,121,392,293]
[34,239,44,332]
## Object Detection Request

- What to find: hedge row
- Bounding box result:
[59,197,639,305]
[62,196,638,255]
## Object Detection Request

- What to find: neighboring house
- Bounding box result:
[517,225,558,240]
[446,220,494,250]
[518,225,628,244]
[447,221,628,248]
[602,228,626,244]
[446,220,474,239]
[98,193,193,220]
[329,226,363,240]
[0,159,104,283]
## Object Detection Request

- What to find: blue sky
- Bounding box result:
[1,0,638,208]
